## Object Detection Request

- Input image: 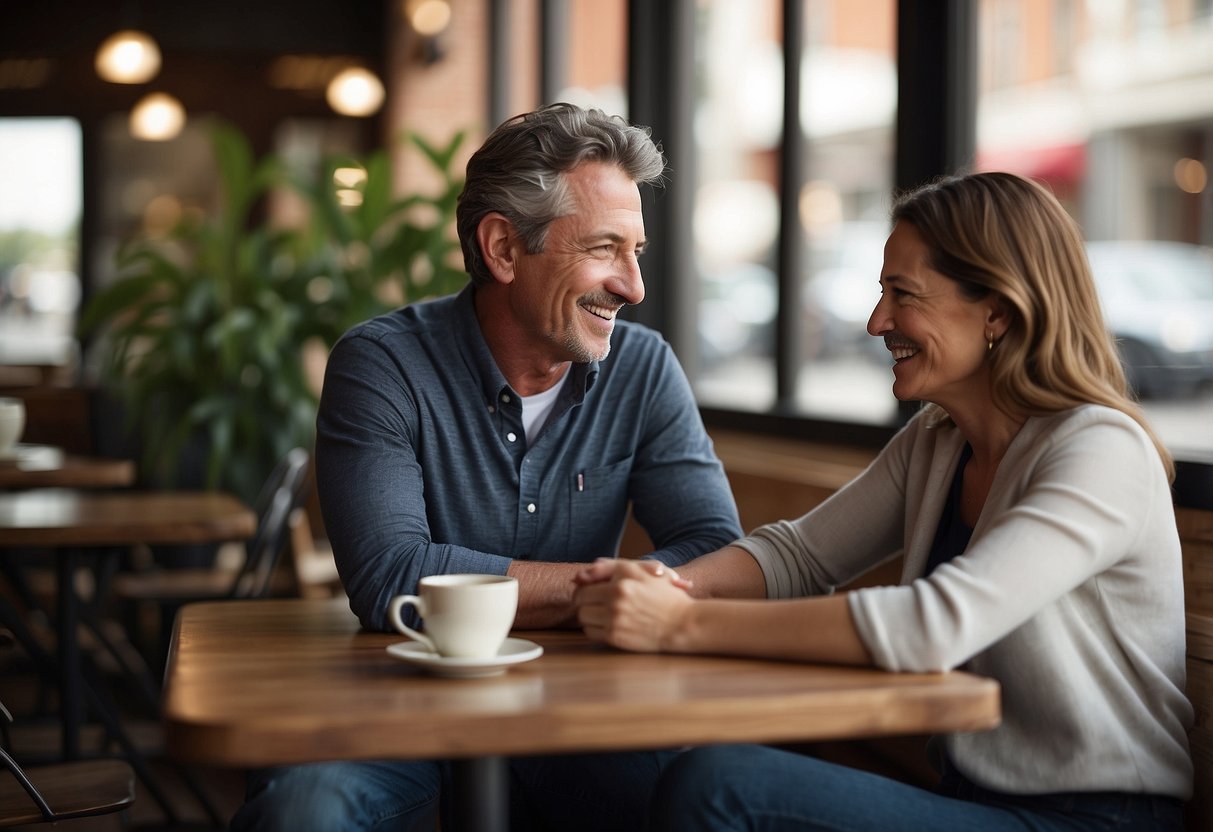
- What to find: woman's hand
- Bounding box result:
[573,559,695,652]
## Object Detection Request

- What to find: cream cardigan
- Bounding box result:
[737,405,1194,799]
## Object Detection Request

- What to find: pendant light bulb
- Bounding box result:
[96,29,162,84]
[130,92,185,141]
[326,67,385,117]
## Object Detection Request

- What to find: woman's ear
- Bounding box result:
[476,212,518,285]
[985,296,1013,341]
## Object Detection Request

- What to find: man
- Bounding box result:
[231,103,741,831]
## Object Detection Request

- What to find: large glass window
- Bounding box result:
[692,0,898,425]
[0,117,82,384]
[976,0,1213,459]
[678,0,1209,479]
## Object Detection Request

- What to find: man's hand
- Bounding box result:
[573,557,694,591]
[572,559,695,652]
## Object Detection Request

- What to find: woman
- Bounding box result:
[573,172,1193,830]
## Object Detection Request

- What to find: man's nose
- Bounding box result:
[614,256,645,306]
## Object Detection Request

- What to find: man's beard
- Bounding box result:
[559,323,610,363]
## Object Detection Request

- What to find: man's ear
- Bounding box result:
[477,212,518,285]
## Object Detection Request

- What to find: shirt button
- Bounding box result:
[488,405,496,413]
[501,393,512,403]
[507,432,517,442]
[526,503,536,513]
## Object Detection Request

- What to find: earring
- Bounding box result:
[986,332,994,351]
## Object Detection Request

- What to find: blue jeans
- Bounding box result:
[230,749,681,831]
[649,745,1185,832]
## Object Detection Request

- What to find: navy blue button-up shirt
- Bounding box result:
[316,285,742,631]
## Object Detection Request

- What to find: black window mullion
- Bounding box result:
[488,0,510,129]
[894,0,977,191]
[540,0,569,104]
[775,0,805,411]
[893,0,977,423]
[625,0,697,374]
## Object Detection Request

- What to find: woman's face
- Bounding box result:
[866,221,1002,410]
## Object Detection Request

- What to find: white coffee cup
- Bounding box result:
[388,574,518,659]
[0,398,25,456]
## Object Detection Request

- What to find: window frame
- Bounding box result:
[619,0,1211,511]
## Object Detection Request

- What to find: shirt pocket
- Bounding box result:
[565,455,634,556]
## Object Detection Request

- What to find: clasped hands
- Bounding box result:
[571,558,694,652]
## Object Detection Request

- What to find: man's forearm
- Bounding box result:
[506,560,588,628]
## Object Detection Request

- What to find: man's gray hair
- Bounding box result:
[456,102,666,287]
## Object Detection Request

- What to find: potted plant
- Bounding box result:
[79,121,467,502]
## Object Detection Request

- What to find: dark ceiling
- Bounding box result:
[0,0,386,58]
[0,0,389,133]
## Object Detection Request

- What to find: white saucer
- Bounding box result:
[386,637,543,679]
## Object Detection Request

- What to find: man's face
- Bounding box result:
[509,161,646,364]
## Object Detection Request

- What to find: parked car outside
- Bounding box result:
[1086,240,1213,399]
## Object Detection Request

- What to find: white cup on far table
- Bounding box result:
[388,574,519,659]
[0,397,26,457]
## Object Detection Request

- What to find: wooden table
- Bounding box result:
[164,598,1002,831]
[0,489,255,548]
[0,445,136,489]
[0,488,257,759]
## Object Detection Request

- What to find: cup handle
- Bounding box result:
[388,595,436,653]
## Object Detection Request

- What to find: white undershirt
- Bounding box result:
[520,367,570,446]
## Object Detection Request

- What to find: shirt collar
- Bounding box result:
[453,284,600,408]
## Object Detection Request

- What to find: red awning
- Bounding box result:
[976,143,1087,186]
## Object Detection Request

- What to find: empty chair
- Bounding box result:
[113,447,311,665]
[286,506,344,600]
[0,744,135,827]
[0,630,136,827]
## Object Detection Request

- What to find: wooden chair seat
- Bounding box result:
[0,758,135,826]
[1,632,136,828]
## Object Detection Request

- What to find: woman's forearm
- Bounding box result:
[676,545,768,599]
[669,593,873,666]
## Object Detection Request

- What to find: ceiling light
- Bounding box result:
[130,92,185,141]
[326,67,385,117]
[406,0,452,37]
[96,29,161,84]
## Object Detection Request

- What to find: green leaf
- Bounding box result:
[87,119,466,501]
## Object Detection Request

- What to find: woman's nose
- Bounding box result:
[867,295,891,337]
